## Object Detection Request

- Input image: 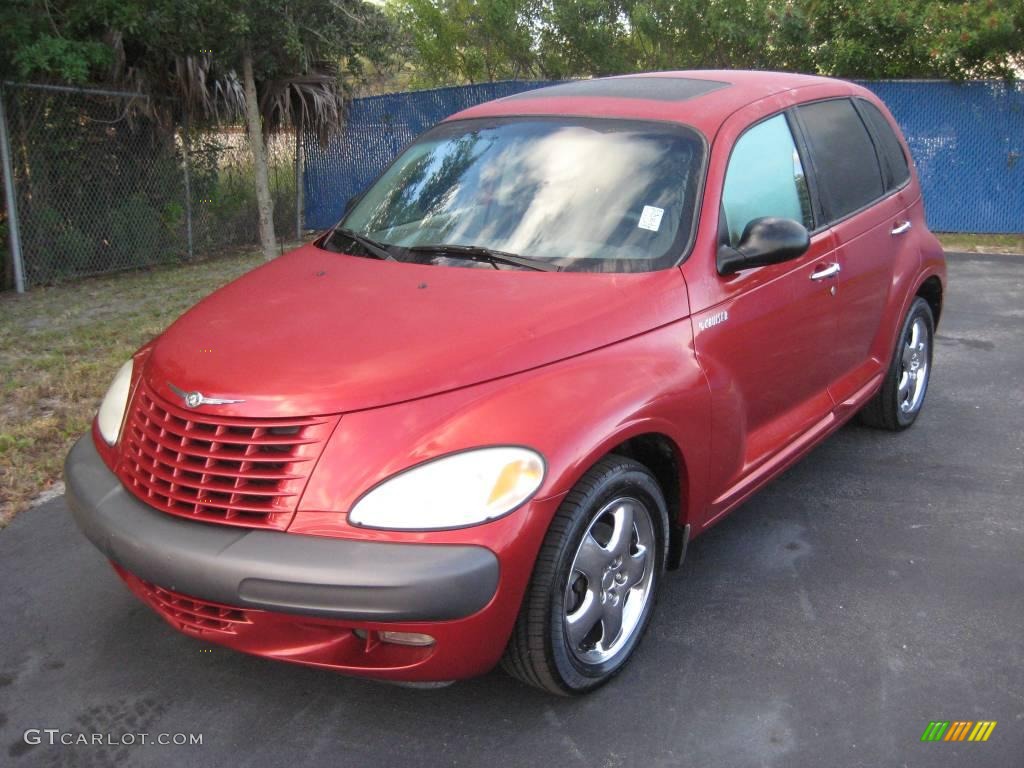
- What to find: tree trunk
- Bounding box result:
[241,48,278,261]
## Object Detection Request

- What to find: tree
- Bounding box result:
[388,0,1024,84]
[1,0,395,261]
[0,0,120,84]
[390,0,541,85]
[801,0,1024,80]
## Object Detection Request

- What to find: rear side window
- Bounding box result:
[721,114,814,246]
[857,100,910,190]
[797,99,884,221]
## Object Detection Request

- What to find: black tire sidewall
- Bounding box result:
[547,462,669,692]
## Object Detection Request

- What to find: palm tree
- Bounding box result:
[108,0,393,260]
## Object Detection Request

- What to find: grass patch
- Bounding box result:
[936,233,1024,255]
[0,250,265,526]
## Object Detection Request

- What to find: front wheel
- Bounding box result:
[501,455,669,695]
[860,296,935,431]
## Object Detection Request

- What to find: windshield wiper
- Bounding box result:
[408,244,559,272]
[327,228,396,261]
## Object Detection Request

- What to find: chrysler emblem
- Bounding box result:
[168,382,245,408]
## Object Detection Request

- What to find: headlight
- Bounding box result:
[349,447,545,530]
[96,359,134,445]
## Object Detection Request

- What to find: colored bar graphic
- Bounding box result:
[944,721,972,741]
[968,722,997,742]
[922,720,996,742]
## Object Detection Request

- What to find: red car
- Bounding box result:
[66,71,946,695]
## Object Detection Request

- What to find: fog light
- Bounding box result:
[379,631,436,647]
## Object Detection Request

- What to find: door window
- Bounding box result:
[721,114,814,246]
[797,99,885,221]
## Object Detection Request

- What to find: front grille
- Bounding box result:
[119,383,335,530]
[138,578,253,635]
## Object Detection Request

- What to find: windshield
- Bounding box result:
[327,117,706,272]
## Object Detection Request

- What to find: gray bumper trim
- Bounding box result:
[64,435,499,622]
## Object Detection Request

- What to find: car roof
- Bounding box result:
[446,70,862,135]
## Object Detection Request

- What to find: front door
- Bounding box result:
[691,112,842,516]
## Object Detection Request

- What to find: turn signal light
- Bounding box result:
[378,631,436,647]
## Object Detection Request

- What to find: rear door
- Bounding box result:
[794,98,919,406]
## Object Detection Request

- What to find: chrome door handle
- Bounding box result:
[891,221,912,235]
[810,263,841,280]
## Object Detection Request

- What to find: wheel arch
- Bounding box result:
[546,424,696,571]
[605,432,691,570]
[916,275,943,329]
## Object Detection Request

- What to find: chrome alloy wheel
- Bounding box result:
[898,316,930,414]
[563,497,656,665]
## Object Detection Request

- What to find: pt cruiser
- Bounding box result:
[67,71,946,695]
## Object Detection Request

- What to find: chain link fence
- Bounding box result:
[0,82,297,291]
[183,125,297,259]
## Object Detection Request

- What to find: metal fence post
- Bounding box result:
[181,114,194,261]
[0,84,27,293]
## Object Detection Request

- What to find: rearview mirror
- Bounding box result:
[717,217,810,275]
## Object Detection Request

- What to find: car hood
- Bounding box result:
[145,244,691,416]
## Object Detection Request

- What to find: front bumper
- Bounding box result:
[65,435,517,680]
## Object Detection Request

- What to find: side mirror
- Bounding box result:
[717,217,810,275]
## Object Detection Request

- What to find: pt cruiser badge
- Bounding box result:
[697,310,729,332]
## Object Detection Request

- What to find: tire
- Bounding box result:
[859,296,935,431]
[501,454,669,695]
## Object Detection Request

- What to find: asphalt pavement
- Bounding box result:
[1,253,1022,768]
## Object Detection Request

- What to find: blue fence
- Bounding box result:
[303,79,1024,234]
[857,81,1022,233]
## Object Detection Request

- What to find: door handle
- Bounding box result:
[810,263,841,280]
[891,221,912,235]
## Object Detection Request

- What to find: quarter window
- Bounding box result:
[857,100,910,191]
[721,114,814,246]
[796,99,885,220]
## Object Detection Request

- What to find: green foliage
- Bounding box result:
[181,129,294,252]
[0,0,395,123]
[923,0,1024,79]
[0,1,109,82]
[108,194,168,265]
[389,0,1024,84]
[537,0,635,77]
[160,201,185,230]
[23,206,95,279]
[390,0,539,84]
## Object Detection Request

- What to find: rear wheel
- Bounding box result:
[860,297,935,431]
[502,455,669,695]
